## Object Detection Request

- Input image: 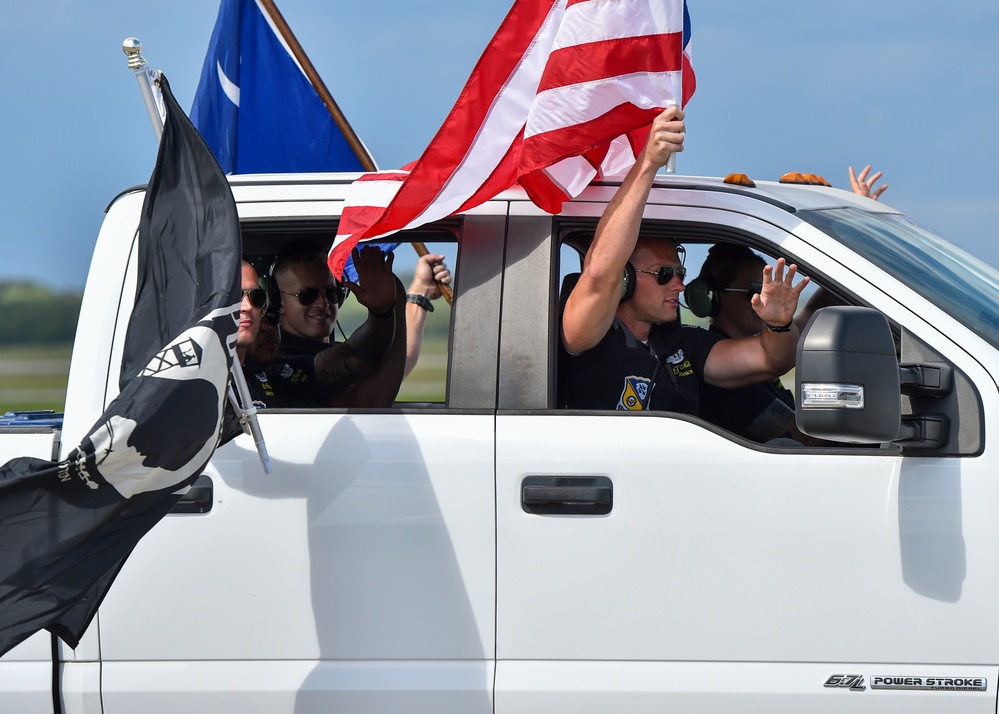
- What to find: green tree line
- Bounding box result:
[0,271,451,347]
[0,282,82,345]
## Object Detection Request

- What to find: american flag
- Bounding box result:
[329,0,695,278]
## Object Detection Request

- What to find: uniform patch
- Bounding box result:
[666,347,694,378]
[617,375,651,410]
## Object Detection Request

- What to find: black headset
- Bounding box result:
[245,256,280,318]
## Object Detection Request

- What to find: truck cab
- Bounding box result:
[3,171,998,713]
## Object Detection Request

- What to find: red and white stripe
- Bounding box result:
[330,0,695,278]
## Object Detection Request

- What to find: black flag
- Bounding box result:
[0,75,241,656]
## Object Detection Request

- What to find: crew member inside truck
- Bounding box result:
[688,165,888,442]
[558,106,809,424]
[238,251,398,408]
[270,240,406,407]
[684,243,801,443]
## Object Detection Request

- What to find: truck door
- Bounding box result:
[87,215,507,713]
[493,206,999,713]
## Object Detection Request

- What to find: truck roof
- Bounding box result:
[107,171,898,220]
[219,171,900,215]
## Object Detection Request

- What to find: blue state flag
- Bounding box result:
[191,0,369,174]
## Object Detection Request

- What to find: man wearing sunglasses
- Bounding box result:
[236,258,398,409]
[236,260,268,364]
[272,241,406,407]
[690,244,802,443]
[691,166,888,439]
[559,107,809,419]
[219,260,269,444]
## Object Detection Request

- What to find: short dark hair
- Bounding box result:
[269,239,327,278]
[632,235,686,265]
[697,243,763,289]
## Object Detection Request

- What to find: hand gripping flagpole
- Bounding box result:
[122,37,272,474]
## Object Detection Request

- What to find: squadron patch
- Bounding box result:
[617,375,651,411]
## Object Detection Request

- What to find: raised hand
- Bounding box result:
[849,164,888,201]
[751,257,810,328]
[411,253,451,301]
[644,106,686,169]
[345,246,397,315]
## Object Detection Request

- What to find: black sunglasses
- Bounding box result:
[240,288,268,309]
[280,285,348,307]
[722,283,763,299]
[634,265,688,284]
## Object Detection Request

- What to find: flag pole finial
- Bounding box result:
[122,37,147,70]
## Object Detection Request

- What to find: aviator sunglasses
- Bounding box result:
[280,284,348,307]
[722,283,763,299]
[633,265,688,284]
[240,288,268,309]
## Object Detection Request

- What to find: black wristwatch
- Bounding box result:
[764,320,793,333]
[406,293,434,312]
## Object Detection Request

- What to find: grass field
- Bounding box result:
[398,336,449,403]
[0,337,450,413]
[0,343,71,413]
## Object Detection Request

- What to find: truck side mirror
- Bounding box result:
[795,306,901,443]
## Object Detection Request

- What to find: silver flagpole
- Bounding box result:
[664,27,684,176]
[228,366,273,474]
[122,38,164,141]
[665,97,678,175]
[121,37,272,474]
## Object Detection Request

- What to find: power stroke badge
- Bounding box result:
[824,674,987,692]
[870,676,987,691]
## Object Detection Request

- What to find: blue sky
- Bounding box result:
[1,1,996,290]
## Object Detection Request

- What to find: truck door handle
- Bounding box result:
[521,476,613,515]
[170,474,213,514]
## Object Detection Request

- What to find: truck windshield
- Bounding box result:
[799,207,999,350]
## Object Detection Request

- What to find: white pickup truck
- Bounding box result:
[1,170,997,713]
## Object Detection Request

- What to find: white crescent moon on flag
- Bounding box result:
[217,61,240,107]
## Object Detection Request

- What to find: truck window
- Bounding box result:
[337,240,454,404]
[555,226,868,448]
[800,208,999,349]
[241,221,456,408]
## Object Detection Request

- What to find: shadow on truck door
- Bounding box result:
[285,412,495,713]
[95,410,496,713]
